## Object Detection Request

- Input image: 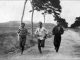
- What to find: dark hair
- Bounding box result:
[39,21,42,25]
[21,23,25,26]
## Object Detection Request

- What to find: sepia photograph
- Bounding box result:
[0,0,80,60]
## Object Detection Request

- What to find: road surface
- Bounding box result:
[4,30,80,60]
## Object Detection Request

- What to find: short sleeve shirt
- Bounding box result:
[18,28,27,36]
[35,27,48,40]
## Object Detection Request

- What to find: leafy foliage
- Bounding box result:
[31,0,68,26]
[32,0,61,14]
[57,17,68,28]
[71,17,80,28]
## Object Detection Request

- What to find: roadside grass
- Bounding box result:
[0,28,37,56]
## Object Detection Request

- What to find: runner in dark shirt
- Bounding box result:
[52,22,64,52]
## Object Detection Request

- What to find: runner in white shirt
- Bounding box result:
[35,22,48,54]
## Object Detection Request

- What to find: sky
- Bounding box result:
[0,0,80,26]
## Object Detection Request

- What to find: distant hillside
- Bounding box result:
[0,21,31,27]
[0,21,55,28]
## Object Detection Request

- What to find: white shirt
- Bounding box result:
[35,27,48,40]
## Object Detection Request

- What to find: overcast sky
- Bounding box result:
[0,0,80,26]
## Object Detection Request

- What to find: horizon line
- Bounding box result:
[0,21,55,24]
[0,0,80,1]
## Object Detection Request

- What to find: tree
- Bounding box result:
[21,0,27,23]
[42,12,46,26]
[31,0,62,22]
[57,17,68,28]
[71,17,80,28]
[30,0,35,40]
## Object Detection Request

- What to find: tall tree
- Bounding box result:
[42,12,46,26]
[21,0,27,23]
[30,0,35,40]
[31,0,62,22]
[57,17,68,28]
[71,17,80,28]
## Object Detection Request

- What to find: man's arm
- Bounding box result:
[17,29,20,34]
[34,28,40,38]
[52,27,56,35]
[26,29,31,36]
[44,28,48,34]
[43,27,48,39]
[60,27,64,35]
[34,28,38,35]
[17,29,20,41]
[25,28,30,36]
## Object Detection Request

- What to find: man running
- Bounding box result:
[17,23,28,54]
[52,22,64,52]
[35,22,48,54]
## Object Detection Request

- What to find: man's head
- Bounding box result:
[57,22,61,26]
[21,23,25,28]
[57,22,62,27]
[57,22,59,25]
[38,22,43,28]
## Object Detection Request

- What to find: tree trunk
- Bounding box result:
[21,0,27,24]
[31,3,34,40]
[43,13,45,27]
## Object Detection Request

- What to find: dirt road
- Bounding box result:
[5,30,80,60]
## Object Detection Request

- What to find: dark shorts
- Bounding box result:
[54,35,61,48]
[38,39,44,47]
[19,35,26,47]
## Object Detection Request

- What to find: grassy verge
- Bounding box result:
[0,32,37,57]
